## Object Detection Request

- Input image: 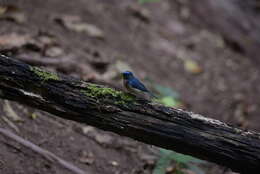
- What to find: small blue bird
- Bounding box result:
[122,71,156,98]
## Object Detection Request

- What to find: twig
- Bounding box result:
[1,116,19,132]
[0,128,87,174]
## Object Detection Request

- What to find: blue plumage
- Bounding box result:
[128,77,149,92]
[122,71,156,98]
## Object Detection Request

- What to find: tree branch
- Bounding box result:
[0,54,260,173]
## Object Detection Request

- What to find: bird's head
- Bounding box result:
[122,71,134,79]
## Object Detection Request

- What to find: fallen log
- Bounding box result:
[0,54,259,173]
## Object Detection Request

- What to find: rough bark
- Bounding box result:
[0,54,260,173]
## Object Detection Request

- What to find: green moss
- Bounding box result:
[30,67,59,81]
[81,84,136,105]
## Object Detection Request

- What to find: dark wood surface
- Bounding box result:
[0,54,260,173]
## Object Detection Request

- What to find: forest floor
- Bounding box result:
[0,0,259,174]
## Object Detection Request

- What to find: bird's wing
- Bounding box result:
[128,78,149,92]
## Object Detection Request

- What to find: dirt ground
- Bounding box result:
[0,0,260,174]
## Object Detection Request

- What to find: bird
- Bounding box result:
[122,71,156,98]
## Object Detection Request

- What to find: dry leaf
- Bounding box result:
[77,23,104,38]
[0,6,7,15]
[81,126,114,146]
[0,5,26,23]
[55,15,104,39]
[82,126,95,135]
[184,59,203,74]
[94,134,114,145]
[36,33,57,46]
[30,112,38,120]
[110,161,119,166]
[44,46,64,57]
[0,33,31,50]
[127,4,150,23]
[3,100,23,122]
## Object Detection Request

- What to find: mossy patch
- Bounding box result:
[30,66,59,81]
[81,83,136,105]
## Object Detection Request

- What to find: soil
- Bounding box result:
[0,0,260,174]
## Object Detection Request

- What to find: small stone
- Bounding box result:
[110,161,119,166]
[45,46,63,57]
[81,126,95,135]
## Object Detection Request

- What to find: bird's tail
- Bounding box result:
[148,91,158,98]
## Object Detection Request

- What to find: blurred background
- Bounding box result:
[0,0,260,174]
